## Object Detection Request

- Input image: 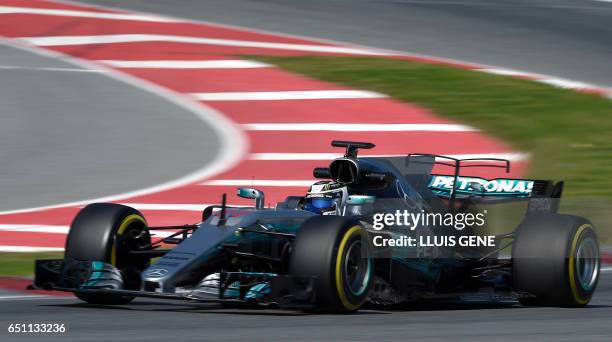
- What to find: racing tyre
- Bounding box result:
[512,213,600,307]
[65,203,151,304]
[290,216,373,313]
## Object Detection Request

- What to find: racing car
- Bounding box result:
[32,140,601,312]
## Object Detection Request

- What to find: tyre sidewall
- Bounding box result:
[290,216,372,312]
[512,213,600,306]
[65,203,150,304]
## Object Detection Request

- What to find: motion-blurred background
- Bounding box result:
[1,1,612,341]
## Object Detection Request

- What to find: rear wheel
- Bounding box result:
[65,203,151,304]
[512,213,600,307]
[290,216,373,313]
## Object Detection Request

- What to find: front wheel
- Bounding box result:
[290,216,373,313]
[512,213,600,307]
[65,203,151,304]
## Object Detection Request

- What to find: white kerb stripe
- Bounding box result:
[0,6,174,22]
[0,225,69,234]
[201,180,313,186]
[249,152,530,161]
[0,246,65,252]
[475,68,534,77]
[19,34,393,56]
[242,123,476,132]
[0,224,183,239]
[192,90,386,101]
[537,78,594,90]
[98,60,271,69]
[0,295,72,301]
[121,203,247,210]
[123,203,209,211]
[476,68,604,92]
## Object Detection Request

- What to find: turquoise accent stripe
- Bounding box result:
[245,283,271,300]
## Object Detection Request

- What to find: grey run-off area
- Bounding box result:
[0,43,219,211]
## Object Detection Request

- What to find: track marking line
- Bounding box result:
[0,245,64,252]
[0,225,187,238]
[192,90,386,101]
[249,152,530,161]
[0,225,69,234]
[0,295,71,301]
[537,78,595,90]
[201,180,313,186]
[601,266,612,273]
[476,68,612,93]
[242,123,477,132]
[0,5,174,22]
[475,68,537,78]
[121,203,247,211]
[19,34,394,55]
[0,65,104,72]
[98,60,271,69]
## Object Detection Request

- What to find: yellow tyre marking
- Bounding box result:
[110,214,146,266]
[568,224,591,305]
[335,225,364,311]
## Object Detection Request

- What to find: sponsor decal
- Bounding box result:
[428,175,533,197]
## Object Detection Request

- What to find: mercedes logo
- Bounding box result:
[145,268,168,277]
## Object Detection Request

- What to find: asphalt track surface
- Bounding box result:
[0,39,219,211]
[0,272,611,341]
[79,0,612,88]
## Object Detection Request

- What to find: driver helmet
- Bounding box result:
[303,180,348,215]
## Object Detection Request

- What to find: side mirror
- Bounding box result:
[237,188,265,209]
[346,195,376,205]
[345,195,376,216]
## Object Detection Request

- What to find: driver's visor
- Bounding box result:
[310,198,335,209]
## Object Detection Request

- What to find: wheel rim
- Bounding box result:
[343,239,371,296]
[575,236,599,291]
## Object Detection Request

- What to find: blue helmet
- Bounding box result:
[303,181,348,215]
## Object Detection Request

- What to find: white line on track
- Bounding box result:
[0,246,64,252]
[98,60,271,69]
[602,266,612,273]
[249,152,531,161]
[0,224,191,236]
[475,68,536,77]
[0,295,73,301]
[201,180,313,187]
[0,225,69,234]
[19,34,393,56]
[537,78,596,90]
[122,203,244,211]
[475,67,612,93]
[0,65,104,72]
[192,90,386,101]
[0,5,174,22]
[242,123,477,132]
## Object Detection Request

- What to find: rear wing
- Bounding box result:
[406,153,563,206]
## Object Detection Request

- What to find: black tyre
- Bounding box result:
[65,203,151,304]
[290,216,373,313]
[512,213,600,307]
